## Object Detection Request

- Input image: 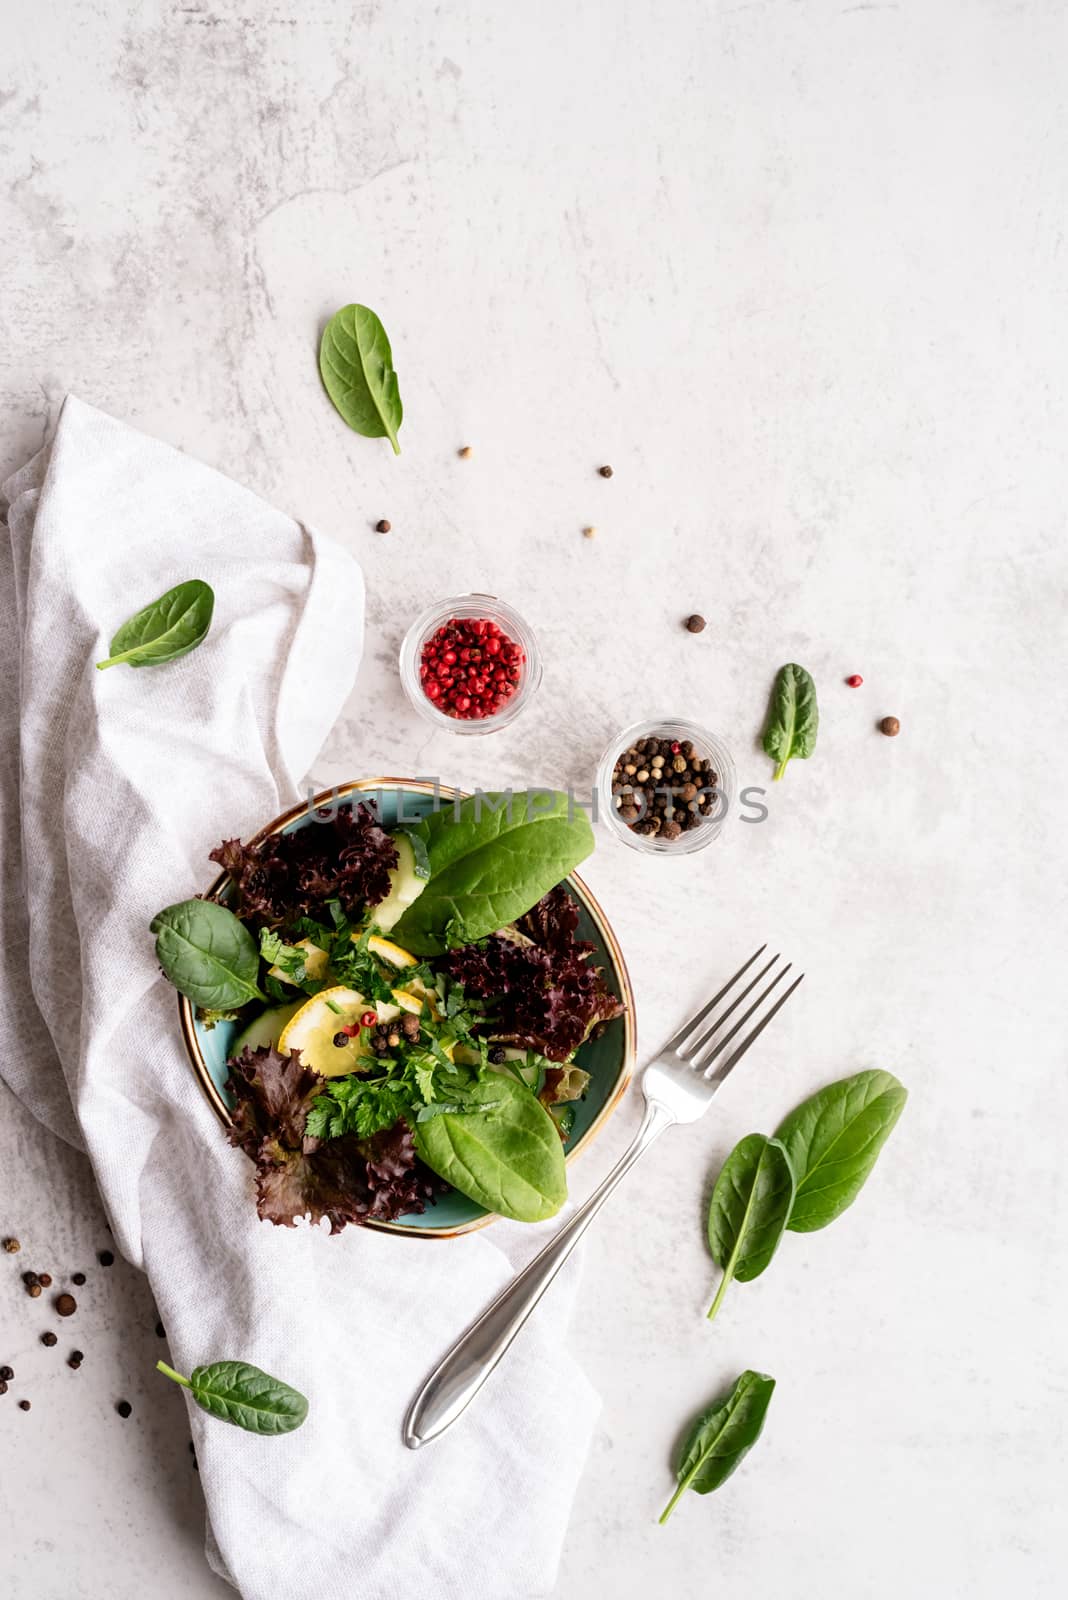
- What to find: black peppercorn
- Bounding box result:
[98,1251,114,1267]
[41,1332,57,1347]
[488,1046,507,1064]
[68,1352,83,1369]
[0,1380,7,1396]
[22,1270,38,1287]
[18,1399,30,1411]
[684,614,706,633]
[0,1365,13,1381]
[598,464,613,478]
[332,1031,350,1049]
[71,1272,86,1285]
[116,1400,132,1418]
[375,519,391,533]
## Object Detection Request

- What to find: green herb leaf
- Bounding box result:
[151,899,266,1011]
[774,1069,908,1232]
[391,792,595,956]
[705,1134,795,1324]
[762,662,818,781]
[413,1072,567,1222]
[156,1359,308,1436]
[96,579,214,671]
[319,304,403,454]
[394,824,431,880]
[659,1370,775,1525]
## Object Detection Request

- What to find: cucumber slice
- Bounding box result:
[375,832,428,932]
[230,1001,303,1058]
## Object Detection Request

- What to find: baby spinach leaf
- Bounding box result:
[150,898,266,1011]
[775,1069,907,1233]
[659,1370,775,1524]
[156,1359,308,1436]
[762,662,818,781]
[391,791,595,956]
[413,1072,567,1222]
[96,579,214,670]
[706,1134,795,1324]
[319,303,403,454]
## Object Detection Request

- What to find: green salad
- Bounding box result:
[150,791,624,1230]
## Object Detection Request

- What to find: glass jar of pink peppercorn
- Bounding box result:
[399,595,543,734]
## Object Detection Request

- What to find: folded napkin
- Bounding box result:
[0,396,598,1599]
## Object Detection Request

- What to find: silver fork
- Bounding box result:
[403,947,803,1448]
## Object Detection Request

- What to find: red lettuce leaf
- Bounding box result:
[211,802,398,929]
[445,889,624,1061]
[225,1046,440,1232]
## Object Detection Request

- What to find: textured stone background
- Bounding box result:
[2,2,1065,1596]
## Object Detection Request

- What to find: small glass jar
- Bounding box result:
[596,718,737,855]
[399,594,543,735]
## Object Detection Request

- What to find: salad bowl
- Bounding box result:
[177,778,636,1238]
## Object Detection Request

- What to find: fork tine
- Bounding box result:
[692,961,793,1072]
[682,952,781,1061]
[662,945,767,1054]
[702,971,805,1084]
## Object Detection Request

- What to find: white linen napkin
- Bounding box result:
[0,396,598,1600]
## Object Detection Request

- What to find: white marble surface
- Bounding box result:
[2,2,1066,1595]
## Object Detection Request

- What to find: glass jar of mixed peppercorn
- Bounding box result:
[596,719,737,854]
[400,595,543,734]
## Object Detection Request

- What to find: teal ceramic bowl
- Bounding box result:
[178,778,636,1238]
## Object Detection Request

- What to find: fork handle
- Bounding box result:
[403,1098,677,1448]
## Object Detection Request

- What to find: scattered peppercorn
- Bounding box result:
[0,1365,13,1381]
[37,1272,52,1288]
[41,1332,57,1347]
[116,1400,132,1418]
[0,1381,7,1396]
[55,1293,77,1317]
[583,526,597,539]
[457,445,473,458]
[18,1399,30,1411]
[71,1272,86,1286]
[155,1322,166,1339]
[68,1352,83,1370]
[401,1012,421,1041]
[488,1046,507,1064]
[846,674,863,687]
[375,519,391,533]
[2,1238,20,1253]
[27,1283,41,1298]
[684,614,706,634]
[880,716,901,737]
[598,464,613,478]
[98,1251,114,1267]
[22,1270,38,1287]
[332,1031,350,1049]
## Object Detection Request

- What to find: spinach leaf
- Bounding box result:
[319,304,403,454]
[706,1134,795,1324]
[413,1073,567,1222]
[96,579,214,671]
[762,662,818,781]
[774,1069,907,1233]
[391,791,595,956]
[156,1359,307,1436]
[150,898,266,1011]
[659,1370,775,1524]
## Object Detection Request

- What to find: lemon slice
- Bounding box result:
[277,986,400,1079]
[366,935,417,969]
[267,938,330,987]
[391,987,424,1015]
